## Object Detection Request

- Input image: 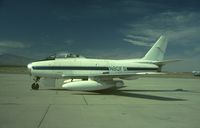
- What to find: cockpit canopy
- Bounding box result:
[45,52,85,60]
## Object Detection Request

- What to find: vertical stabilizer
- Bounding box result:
[142,36,168,61]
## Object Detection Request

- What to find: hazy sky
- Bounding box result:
[0,0,200,71]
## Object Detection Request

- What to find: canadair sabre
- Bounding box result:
[27,36,178,91]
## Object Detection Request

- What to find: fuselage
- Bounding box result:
[28,58,158,78]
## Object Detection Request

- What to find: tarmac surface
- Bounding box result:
[0,73,199,128]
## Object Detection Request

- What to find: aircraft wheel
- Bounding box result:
[32,83,39,90]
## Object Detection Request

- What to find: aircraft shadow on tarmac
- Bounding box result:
[47,88,187,101]
[79,90,186,101]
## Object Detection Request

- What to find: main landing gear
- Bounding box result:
[32,77,40,90]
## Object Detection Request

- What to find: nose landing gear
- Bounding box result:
[32,77,40,90]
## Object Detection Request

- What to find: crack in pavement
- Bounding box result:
[37,104,51,128]
[82,95,88,105]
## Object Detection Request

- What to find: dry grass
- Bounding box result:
[0,66,28,74]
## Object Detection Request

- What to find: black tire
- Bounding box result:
[32,83,39,90]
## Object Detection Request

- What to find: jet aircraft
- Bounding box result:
[27,36,178,91]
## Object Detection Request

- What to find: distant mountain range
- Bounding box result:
[0,54,34,66]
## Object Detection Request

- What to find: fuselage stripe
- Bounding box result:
[32,66,108,70]
[32,66,157,71]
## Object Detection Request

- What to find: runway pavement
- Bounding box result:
[0,73,199,128]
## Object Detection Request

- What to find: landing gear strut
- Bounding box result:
[32,77,40,90]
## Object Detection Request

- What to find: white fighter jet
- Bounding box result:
[27,35,178,91]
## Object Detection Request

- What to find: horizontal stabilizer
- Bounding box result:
[153,59,182,66]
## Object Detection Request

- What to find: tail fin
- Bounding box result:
[142,35,168,61]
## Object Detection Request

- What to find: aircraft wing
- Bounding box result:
[62,71,166,80]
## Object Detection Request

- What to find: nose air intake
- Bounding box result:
[27,63,32,72]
